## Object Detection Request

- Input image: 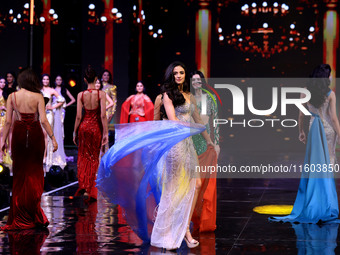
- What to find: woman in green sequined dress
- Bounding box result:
[191,71,219,232]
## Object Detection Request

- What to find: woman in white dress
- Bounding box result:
[52,75,76,169]
[151,62,214,249]
[41,74,64,172]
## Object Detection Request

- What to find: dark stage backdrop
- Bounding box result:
[0,0,339,150]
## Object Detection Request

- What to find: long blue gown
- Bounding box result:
[270,90,339,223]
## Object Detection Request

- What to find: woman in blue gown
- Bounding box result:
[270,64,340,223]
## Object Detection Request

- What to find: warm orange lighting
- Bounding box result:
[175,52,181,55]
[30,0,34,25]
[69,79,76,87]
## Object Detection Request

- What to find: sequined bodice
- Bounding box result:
[308,93,337,164]
[175,102,194,122]
[308,98,333,131]
[130,95,146,116]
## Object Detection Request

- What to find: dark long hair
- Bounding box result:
[85,65,97,83]
[160,62,189,119]
[101,69,112,84]
[161,61,188,106]
[307,64,331,108]
[3,71,17,99]
[17,68,42,93]
[0,76,8,97]
[41,73,51,87]
[5,71,17,86]
[53,75,67,98]
[190,70,208,92]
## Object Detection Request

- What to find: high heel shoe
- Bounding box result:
[184,229,199,248]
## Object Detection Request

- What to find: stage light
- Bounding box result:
[49,9,55,15]
[100,16,107,22]
[153,33,157,38]
[218,27,222,33]
[239,38,243,42]
[111,8,118,14]
[262,2,268,7]
[141,10,144,15]
[9,9,13,15]
[116,13,122,19]
[309,26,315,32]
[252,3,256,8]
[69,79,76,87]
[133,5,137,11]
[88,4,95,10]
[17,14,21,19]
[236,24,241,30]
[263,23,268,28]
[253,205,293,215]
[157,29,162,34]
[137,18,140,23]
[24,3,29,9]
[219,35,224,41]
[13,18,17,23]
[0,165,3,173]
[273,2,278,7]
[289,37,293,41]
[53,14,58,20]
[40,16,45,23]
[308,35,313,40]
[142,14,145,20]
[290,24,295,29]
[148,25,153,30]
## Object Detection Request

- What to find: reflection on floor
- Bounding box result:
[1,151,340,254]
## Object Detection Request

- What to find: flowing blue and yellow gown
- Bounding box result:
[270,90,339,223]
[96,95,205,248]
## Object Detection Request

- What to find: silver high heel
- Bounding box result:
[184,228,199,248]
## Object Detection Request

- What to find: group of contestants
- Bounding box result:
[0,62,339,251]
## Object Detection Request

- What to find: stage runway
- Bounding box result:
[1,150,340,254]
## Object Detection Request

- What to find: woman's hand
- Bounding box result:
[0,140,7,153]
[52,137,58,152]
[299,131,306,144]
[337,136,340,145]
[46,105,53,110]
[73,132,78,146]
[214,144,220,158]
[102,133,109,146]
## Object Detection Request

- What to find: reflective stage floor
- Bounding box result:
[1,150,340,254]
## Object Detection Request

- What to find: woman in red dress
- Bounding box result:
[73,66,108,202]
[120,81,154,123]
[0,68,57,230]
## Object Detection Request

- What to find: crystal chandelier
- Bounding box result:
[218,1,319,58]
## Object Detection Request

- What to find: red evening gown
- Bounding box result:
[1,93,49,231]
[75,90,103,201]
[120,94,154,123]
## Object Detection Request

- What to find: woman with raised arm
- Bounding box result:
[73,66,108,202]
[0,68,57,230]
[270,64,340,223]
